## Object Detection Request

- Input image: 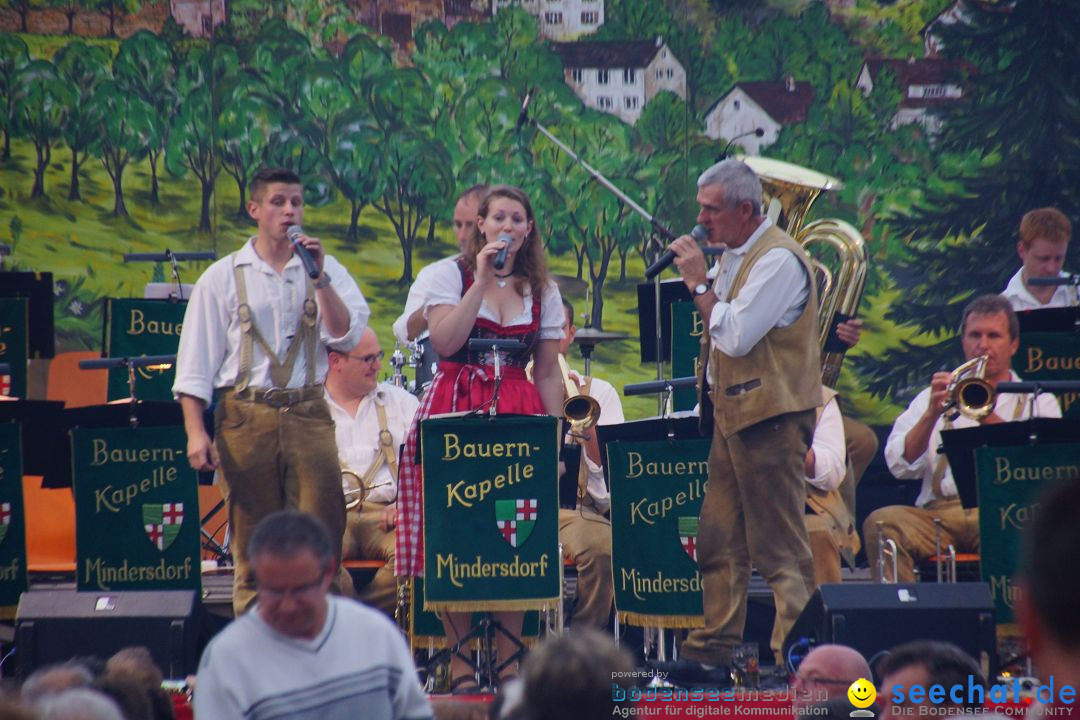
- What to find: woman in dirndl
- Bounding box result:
[395,184,565,690]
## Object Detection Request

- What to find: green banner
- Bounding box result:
[0,422,28,614]
[104,299,186,402]
[976,443,1080,624]
[421,414,560,612]
[71,426,200,592]
[670,301,704,412]
[1014,332,1080,419]
[0,298,29,399]
[608,438,710,627]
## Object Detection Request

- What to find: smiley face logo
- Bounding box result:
[848,678,877,709]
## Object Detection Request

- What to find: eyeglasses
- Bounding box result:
[340,350,384,365]
[257,576,325,602]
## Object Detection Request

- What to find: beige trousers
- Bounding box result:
[344,502,397,617]
[558,506,613,630]
[681,410,817,667]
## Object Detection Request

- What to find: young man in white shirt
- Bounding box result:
[1002,207,1076,310]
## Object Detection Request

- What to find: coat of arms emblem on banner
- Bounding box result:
[678,516,698,563]
[142,502,184,551]
[0,502,10,545]
[495,498,538,548]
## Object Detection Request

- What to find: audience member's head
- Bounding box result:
[797,696,869,720]
[877,641,984,715]
[93,676,152,720]
[38,688,124,720]
[499,629,634,720]
[0,697,37,720]
[793,644,872,711]
[21,662,94,706]
[248,510,336,640]
[1020,477,1080,687]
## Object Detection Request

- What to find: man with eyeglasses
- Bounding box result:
[791,644,871,712]
[325,327,419,617]
[193,511,432,720]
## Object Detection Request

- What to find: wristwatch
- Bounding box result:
[692,282,710,297]
[313,272,332,289]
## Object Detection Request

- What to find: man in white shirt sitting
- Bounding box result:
[1002,207,1076,310]
[863,295,1061,582]
[325,327,419,616]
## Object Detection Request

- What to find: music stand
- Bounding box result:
[0,272,54,358]
[636,279,691,364]
[940,418,1080,509]
[123,250,215,302]
[1015,305,1080,334]
[0,400,66,485]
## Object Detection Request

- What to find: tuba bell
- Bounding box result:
[942,355,995,421]
[740,156,869,388]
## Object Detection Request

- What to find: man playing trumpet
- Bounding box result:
[325,327,419,616]
[864,294,1060,582]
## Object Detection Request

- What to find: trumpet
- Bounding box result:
[942,355,995,421]
[558,354,601,432]
[341,469,391,511]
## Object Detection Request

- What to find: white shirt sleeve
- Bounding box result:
[172,261,235,405]
[537,281,565,341]
[578,374,625,511]
[805,397,846,492]
[393,259,451,343]
[707,247,811,357]
[423,260,465,313]
[883,386,936,481]
[321,254,369,350]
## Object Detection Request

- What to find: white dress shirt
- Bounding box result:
[392,255,459,344]
[805,396,846,492]
[423,260,565,340]
[173,238,369,405]
[707,218,812,357]
[326,383,420,504]
[566,366,625,512]
[884,371,1062,507]
[1002,268,1078,311]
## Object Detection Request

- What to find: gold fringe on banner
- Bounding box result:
[617,611,704,629]
[424,598,558,613]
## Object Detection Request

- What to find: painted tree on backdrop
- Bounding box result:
[14,58,71,199]
[53,41,109,201]
[857,0,1080,400]
[114,31,176,206]
[166,46,218,233]
[0,34,30,161]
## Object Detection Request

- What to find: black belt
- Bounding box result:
[218,385,324,408]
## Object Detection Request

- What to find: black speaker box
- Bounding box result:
[15,589,200,679]
[783,583,997,678]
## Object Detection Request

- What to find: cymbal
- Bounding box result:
[553,274,588,295]
[573,328,631,345]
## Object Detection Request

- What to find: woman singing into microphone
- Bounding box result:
[396,185,565,690]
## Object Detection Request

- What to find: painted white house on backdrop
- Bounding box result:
[856,57,969,135]
[703,77,814,155]
[491,0,604,40]
[170,0,225,38]
[551,37,686,125]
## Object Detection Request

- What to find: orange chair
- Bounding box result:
[198,483,230,564]
[22,475,76,574]
[46,351,108,408]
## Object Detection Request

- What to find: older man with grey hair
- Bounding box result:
[654,158,821,686]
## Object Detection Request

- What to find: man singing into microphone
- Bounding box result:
[173,167,370,615]
[656,158,821,684]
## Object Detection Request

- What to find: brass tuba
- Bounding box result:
[942,355,995,421]
[740,156,869,388]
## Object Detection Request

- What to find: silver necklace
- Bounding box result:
[495,272,512,288]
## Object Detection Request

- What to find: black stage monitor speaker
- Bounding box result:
[15,589,200,679]
[783,583,996,679]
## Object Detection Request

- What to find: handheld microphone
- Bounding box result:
[493,233,513,271]
[644,225,709,280]
[286,225,321,279]
[717,128,765,161]
[514,89,533,133]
